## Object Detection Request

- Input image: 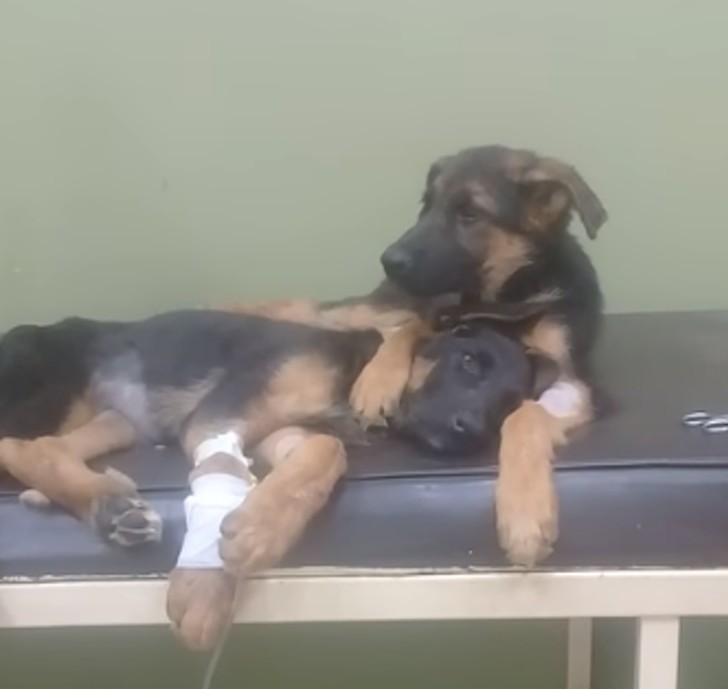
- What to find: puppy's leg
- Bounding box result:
[0,411,161,546]
[220,427,346,575]
[496,382,591,567]
[349,318,428,425]
[167,415,255,652]
[167,421,346,651]
[212,298,321,325]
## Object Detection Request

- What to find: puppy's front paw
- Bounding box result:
[167,568,238,652]
[349,360,409,427]
[219,486,307,576]
[495,470,558,567]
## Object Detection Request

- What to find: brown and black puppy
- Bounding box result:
[0,309,549,649]
[371,145,608,566]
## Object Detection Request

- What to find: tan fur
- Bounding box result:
[479,227,532,300]
[522,318,572,369]
[215,298,321,325]
[318,304,416,332]
[503,152,607,239]
[217,298,422,424]
[168,427,347,651]
[217,298,415,333]
[466,183,500,218]
[149,371,223,436]
[56,395,97,435]
[496,381,592,566]
[406,356,436,393]
[262,353,339,420]
[167,568,238,652]
[220,432,347,575]
[0,411,137,517]
[349,319,430,424]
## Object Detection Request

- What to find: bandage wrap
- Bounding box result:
[177,431,256,569]
[193,430,248,467]
[538,380,582,419]
[176,473,253,569]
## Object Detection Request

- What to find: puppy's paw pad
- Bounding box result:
[497,518,556,567]
[349,367,408,425]
[167,568,237,652]
[496,491,558,568]
[92,495,163,547]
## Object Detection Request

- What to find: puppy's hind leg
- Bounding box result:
[0,411,162,547]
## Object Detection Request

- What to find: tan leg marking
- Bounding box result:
[0,411,136,517]
[219,431,346,575]
[522,317,571,369]
[0,411,161,546]
[349,319,428,426]
[168,426,344,651]
[213,298,321,325]
[167,568,239,652]
[496,387,591,567]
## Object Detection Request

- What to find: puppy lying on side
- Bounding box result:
[0,310,552,649]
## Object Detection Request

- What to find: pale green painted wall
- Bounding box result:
[2,0,728,330]
[2,0,728,687]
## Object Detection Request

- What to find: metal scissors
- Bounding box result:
[682,410,728,434]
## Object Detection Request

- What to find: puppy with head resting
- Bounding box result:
[0,308,549,650]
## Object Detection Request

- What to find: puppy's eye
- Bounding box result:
[461,352,481,375]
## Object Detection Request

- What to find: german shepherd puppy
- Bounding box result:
[370,145,607,567]
[0,309,552,649]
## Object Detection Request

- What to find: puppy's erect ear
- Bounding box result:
[527,351,560,399]
[516,157,608,240]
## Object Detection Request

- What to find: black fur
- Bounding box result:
[0,310,540,456]
[379,145,608,382]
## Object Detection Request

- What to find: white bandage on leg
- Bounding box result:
[177,431,256,569]
[193,430,248,467]
[538,380,582,419]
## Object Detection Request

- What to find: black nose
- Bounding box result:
[381,246,413,280]
[449,412,482,438]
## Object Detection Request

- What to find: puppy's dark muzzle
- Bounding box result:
[393,409,488,456]
[380,231,481,297]
[380,246,414,283]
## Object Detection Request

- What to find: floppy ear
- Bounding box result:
[517,158,608,240]
[527,351,560,399]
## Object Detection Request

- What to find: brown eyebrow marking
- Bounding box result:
[465,183,500,217]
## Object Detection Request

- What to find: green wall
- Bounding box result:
[2,0,728,687]
[2,0,728,330]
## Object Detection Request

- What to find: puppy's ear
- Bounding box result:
[527,351,560,399]
[517,158,607,240]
